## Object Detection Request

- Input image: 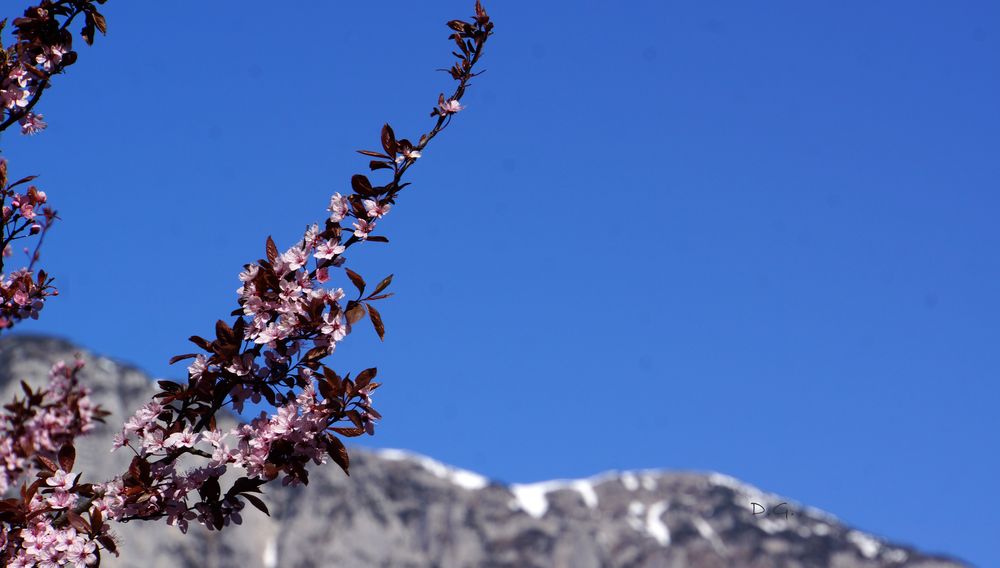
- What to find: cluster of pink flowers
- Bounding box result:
[98,364,379,534]
[0,159,59,329]
[0,0,107,135]
[0,360,104,494]
[6,519,100,567]
[237,222,352,354]
[0,1,492,565]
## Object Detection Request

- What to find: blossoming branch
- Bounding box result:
[0,2,494,566]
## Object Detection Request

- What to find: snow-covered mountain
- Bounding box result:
[0,336,969,568]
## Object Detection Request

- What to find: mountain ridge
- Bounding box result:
[0,335,970,568]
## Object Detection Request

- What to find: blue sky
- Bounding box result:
[3,1,998,565]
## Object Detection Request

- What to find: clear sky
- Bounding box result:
[3,1,997,565]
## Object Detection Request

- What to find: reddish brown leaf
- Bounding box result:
[265,236,278,264]
[243,493,270,516]
[157,380,182,392]
[372,274,393,296]
[215,319,234,343]
[331,426,365,437]
[346,302,366,325]
[356,367,377,387]
[57,444,75,472]
[168,353,197,365]
[381,124,397,156]
[92,11,107,34]
[351,174,374,196]
[67,510,90,533]
[189,335,212,351]
[35,455,57,473]
[344,268,366,295]
[327,436,350,474]
[367,303,385,340]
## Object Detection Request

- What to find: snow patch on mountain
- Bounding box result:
[509,478,601,518]
[376,448,489,490]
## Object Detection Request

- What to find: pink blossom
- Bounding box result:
[8,66,29,88]
[225,352,257,377]
[281,246,308,271]
[46,490,77,510]
[141,429,167,454]
[19,113,46,135]
[321,312,349,342]
[254,323,279,345]
[20,203,36,220]
[188,354,208,380]
[395,148,422,163]
[327,288,346,303]
[353,218,375,239]
[238,264,259,283]
[45,469,78,490]
[316,267,330,283]
[65,539,98,567]
[1,88,28,110]
[165,500,197,534]
[328,192,349,222]
[314,239,345,260]
[439,98,464,114]
[12,289,29,306]
[361,410,377,436]
[362,199,391,219]
[303,224,320,247]
[35,45,66,71]
[165,428,200,450]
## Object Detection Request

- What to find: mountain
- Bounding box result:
[0,336,969,568]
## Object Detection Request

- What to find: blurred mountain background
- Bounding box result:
[0,336,969,567]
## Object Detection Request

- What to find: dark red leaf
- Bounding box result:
[351,174,374,196]
[92,11,107,34]
[265,236,278,264]
[346,302,366,325]
[344,268,366,295]
[381,124,397,156]
[189,336,212,351]
[372,274,393,296]
[215,319,234,343]
[58,444,75,472]
[355,367,377,388]
[67,510,90,533]
[243,493,270,516]
[331,426,365,437]
[36,455,57,472]
[367,303,385,340]
[168,353,197,365]
[327,436,350,474]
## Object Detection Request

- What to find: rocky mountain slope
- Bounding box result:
[0,336,969,568]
